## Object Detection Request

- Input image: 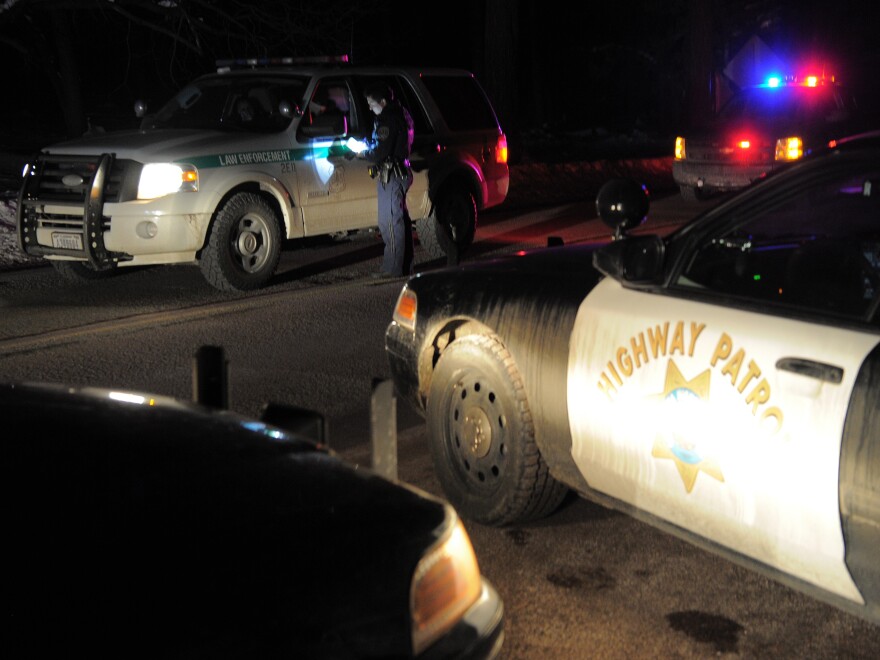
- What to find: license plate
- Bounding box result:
[51,233,83,250]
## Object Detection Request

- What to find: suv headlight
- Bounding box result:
[137,163,199,199]
[410,514,482,655]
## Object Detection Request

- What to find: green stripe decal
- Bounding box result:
[186,142,349,169]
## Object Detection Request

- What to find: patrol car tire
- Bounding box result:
[426,334,569,526]
[200,193,282,291]
[680,185,707,202]
[416,189,477,262]
[51,260,118,281]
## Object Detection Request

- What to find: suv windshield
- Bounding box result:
[147,75,309,134]
[719,85,855,124]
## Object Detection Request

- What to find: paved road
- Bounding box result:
[2,193,877,658]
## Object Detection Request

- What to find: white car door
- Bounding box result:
[568,165,880,605]
[294,78,377,234]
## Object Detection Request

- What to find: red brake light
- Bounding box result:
[496,135,508,164]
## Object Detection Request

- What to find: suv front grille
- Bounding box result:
[17,153,134,266]
[21,154,131,206]
[686,141,774,166]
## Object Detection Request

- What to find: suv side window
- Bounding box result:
[420,74,499,131]
[353,75,432,136]
[675,168,880,320]
[300,77,356,134]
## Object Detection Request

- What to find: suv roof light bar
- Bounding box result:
[216,55,349,72]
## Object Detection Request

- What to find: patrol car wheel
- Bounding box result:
[680,185,709,202]
[416,189,477,263]
[51,260,118,281]
[200,193,281,291]
[426,334,569,526]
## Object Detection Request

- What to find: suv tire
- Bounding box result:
[417,188,477,263]
[200,192,281,291]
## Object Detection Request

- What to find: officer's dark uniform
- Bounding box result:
[362,89,414,277]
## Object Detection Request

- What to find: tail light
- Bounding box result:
[495,134,508,164]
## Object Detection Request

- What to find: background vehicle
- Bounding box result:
[16,57,508,291]
[385,132,880,627]
[6,351,504,658]
[673,72,866,200]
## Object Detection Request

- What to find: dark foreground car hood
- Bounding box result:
[5,382,447,658]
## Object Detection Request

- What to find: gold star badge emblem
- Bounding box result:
[651,360,724,493]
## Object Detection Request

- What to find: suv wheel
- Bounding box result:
[200,192,281,291]
[416,188,477,264]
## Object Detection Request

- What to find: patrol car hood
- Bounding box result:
[6,381,449,655]
[454,241,606,277]
[42,128,289,162]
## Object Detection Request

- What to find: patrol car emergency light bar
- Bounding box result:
[216,55,349,72]
[756,72,836,88]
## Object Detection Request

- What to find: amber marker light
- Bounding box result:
[410,515,482,655]
[674,136,686,160]
[392,286,417,332]
[775,136,803,161]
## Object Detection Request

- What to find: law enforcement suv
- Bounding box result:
[16,57,509,291]
[673,74,864,201]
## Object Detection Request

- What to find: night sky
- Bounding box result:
[1,1,879,151]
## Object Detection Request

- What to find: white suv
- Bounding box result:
[17,58,509,290]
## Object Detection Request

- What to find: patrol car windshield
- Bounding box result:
[148,76,310,134]
[718,85,855,124]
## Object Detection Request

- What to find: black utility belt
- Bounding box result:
[371,160,411,180]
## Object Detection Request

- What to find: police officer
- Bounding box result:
[361,82,414,277]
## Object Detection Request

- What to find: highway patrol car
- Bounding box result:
[386,131,880,626]
[16,57,508,291]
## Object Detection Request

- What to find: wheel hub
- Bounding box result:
[462,406,492,458]
[238,231,259,255]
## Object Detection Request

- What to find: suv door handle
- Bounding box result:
[776,357,844,384]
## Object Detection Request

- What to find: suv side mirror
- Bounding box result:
[278,100,302,119]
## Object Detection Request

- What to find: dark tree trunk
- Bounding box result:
[685,0,714,128]
[483,0,519,141]
[48,6,86,137]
